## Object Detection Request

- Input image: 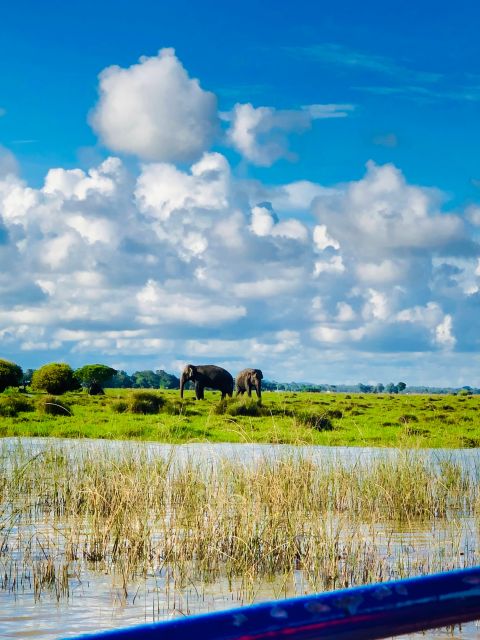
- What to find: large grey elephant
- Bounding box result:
[236,368,263,399]
[180,364,234,400]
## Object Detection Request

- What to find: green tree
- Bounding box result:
[156,370,180,389]
[459,387,473,396]
[105,370,133,388]
[376,383,385,393]
[132,370,160,388]
[31,363,81,395]
[23,369,35,385]
[0,359,23,392]
[397,381,407,393]
[74,364,117,387]
[385,382,398,394]
[358,383,373,393]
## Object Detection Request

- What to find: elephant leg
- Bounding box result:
[247,385,252,397]
[195,382,204,400]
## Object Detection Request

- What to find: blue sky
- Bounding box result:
[1,0,480,385]
[3,0,480,200]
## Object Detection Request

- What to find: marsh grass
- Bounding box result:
[0,441,478,613]
[0,391,34,417]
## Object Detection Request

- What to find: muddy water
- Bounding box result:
[1,438,479,639]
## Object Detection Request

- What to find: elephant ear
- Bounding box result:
[256,369,263,379]
[186,364,196,378]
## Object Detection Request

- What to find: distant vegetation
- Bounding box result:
[2,358,479,396]
[106,368,181,389]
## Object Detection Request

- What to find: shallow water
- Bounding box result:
[3,436,480,467]
[1,438,479,639]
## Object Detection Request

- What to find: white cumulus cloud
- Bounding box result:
[225,102,353,166]
[90,48,219,162]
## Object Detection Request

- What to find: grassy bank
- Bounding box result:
[0,389,479,447]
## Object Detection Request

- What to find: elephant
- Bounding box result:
[236,368,263,399]
[180,364,234,400]
[88,379,105,395]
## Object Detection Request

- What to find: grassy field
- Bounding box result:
[0,388,479,448]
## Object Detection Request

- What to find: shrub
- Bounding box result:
[297,411,334,431]
[0,392,33,417]
[213,398,267,417]
[327,409,343,419]
[128,391,165,414]
[31,363,81,395]
[0,359,23,392]
[228,400,267,417]
[111,400,129,413]
[37,395,72,416]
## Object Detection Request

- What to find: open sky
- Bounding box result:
[1,0,480,385]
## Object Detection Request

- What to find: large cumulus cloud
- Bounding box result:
[309,161,479,358]
[90,48,219,163]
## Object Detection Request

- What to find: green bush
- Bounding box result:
[0,359,23,392]
[31,363,81,395]
[0,392,33,417]
[128,391,166,414]
[111,400,129,413]
[327,408,343,419]
[297,410,334,431]
[214,398,267,417]
[37,395,72,416]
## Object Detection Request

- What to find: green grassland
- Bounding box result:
[0,388,479,448]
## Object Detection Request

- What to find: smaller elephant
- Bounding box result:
[236,368,263,399]
[180,364,234,400]
[88,379,105,395]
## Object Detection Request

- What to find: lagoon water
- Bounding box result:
[1,438,479,639]
[3,436,480,466]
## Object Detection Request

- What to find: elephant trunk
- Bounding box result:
[180,373,186,398]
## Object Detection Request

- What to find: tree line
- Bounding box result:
[0,360,180,394]
[0,358,478,396]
